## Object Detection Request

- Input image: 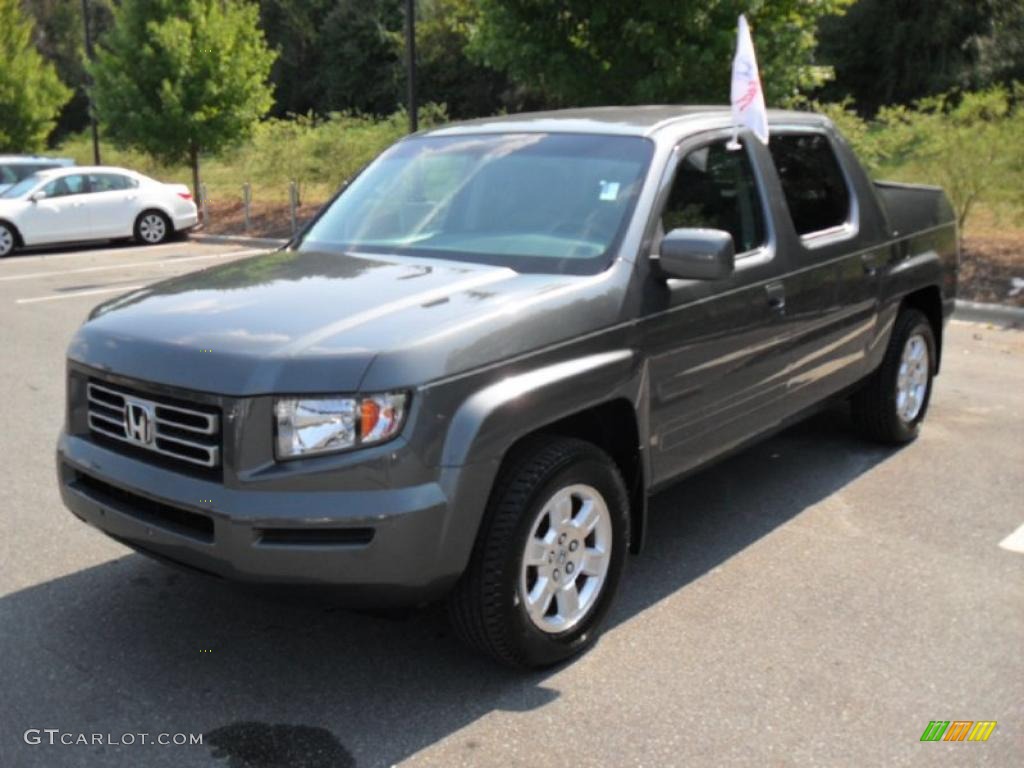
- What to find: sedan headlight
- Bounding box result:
[274,393,408,459]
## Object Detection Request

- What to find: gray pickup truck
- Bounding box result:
[57,106,958,667]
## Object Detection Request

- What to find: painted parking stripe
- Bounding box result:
[15,284,145,304]
[4,241,185,263]
[0,248,267,282]
[998,523,1024,553]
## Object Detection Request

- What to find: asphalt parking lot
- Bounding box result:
[1,240,1021,767]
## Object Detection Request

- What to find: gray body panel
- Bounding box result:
[57,106,958,600]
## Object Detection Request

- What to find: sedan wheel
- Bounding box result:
[136,212,169,244]
[0,223,15,258]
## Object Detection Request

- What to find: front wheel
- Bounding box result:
[447,437,629,668]
[851,308,936,444]
[0,222,16,258]
[134,211,171,245]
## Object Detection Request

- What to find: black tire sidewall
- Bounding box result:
[884,314,936,441]
[0,223,14,257]
[499,452,629,667]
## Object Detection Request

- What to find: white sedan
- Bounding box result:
[0,166,199,257]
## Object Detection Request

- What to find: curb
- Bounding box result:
[190,233,288,248]
[953,299,1024,326]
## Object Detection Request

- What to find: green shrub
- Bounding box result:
[812,86,1024,230]
[55,104,449,204]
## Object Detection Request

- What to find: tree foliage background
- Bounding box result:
[89,0,276,197]
[18,0,1024,146]
[0,0,71,152]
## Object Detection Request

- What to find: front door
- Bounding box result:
[638,134,795,487]
[20,173,92,245]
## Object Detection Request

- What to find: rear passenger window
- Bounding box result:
[89,173,132,192]
[661,140,766,254]
[768,133,850,236]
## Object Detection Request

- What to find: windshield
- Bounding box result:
[1,174,43,199]
[298,133,654,274]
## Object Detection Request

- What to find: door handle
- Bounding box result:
[861,253,881,277]
[765,281,786,313]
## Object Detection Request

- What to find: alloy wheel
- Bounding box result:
[896,333,929,422]
[518,483,613,634]
[139,214,167,243]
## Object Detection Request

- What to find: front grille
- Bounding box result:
[86,381,221,469]
[70,469,214,543]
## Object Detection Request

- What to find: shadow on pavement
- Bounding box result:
[0,408,896,768]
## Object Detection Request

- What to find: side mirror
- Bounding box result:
[30,190,48,203]
[656,228,735,281]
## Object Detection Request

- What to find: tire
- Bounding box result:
[0,222,16,258]
[134,210,171,245]
[448,436,630,668]
[851,308,936,444]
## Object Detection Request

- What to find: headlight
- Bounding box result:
[274,393,408,459]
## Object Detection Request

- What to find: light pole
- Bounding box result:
[405,0,417,133]
[81,0,101,165]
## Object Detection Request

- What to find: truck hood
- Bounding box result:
[68,249,619,395]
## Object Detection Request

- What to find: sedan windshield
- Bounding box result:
[0,174,43,199]
[298,133,654,274]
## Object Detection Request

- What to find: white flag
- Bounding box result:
[730,15,769,145]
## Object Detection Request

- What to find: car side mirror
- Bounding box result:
[30,190,48,203]
[655,228,735,281]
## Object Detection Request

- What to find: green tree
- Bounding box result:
[90,0,276,204]
[21,0,115,139]
[973,0,1024,87]
[0,0,71,152]
[319,0,404,115]
[414,0,513,118]
[817,0,995,114]
[257,0,337,117]
[466,0,851,108]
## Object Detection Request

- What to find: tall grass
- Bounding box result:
[809,86,1024,234]
[55,104,448,205]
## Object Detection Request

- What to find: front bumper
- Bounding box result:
[57,432,465,603]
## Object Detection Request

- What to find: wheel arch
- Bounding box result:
[135,206,174,228]
[900,285,943,373]
[528,398,646,554]
[0,218,24,247]
[440,351,649,560]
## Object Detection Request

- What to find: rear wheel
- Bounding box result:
[448,436,629,668]
[134,211,171,245]
[851,308,936,443]
[0,222,16,258]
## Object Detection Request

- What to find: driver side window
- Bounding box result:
[661,140,767,255]
[43,174,87,198]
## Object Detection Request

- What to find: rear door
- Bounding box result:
[639,133,796,485]
[18,173,92,244]
[765,129,886,413]
[87,173,140,238]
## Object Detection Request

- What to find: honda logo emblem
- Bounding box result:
[124,398,155,445]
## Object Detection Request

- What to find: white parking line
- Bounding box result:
[16,284,145,304]
[0,248,268,283]
[998,523,1024,554]
[5,241,185,263]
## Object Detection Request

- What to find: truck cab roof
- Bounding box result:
[423,105,831,141]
